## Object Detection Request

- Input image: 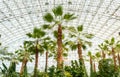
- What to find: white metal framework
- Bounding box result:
[0,0,120,48]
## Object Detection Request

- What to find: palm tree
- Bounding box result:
[26,27,45,77]
[87,51,97,77]
[0,47,19,77]
[104,37,120,70]
[43,5,76,69]
[16,41,34,76]
[67,25,94,60]
[42,37,56,72]
[98,43,108,59]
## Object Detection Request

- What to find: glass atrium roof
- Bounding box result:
[0,0,120,50]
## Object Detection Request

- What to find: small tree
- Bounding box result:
[15,41,34,76]
[104,37,120,70]
[87,51,99,77]
[98,43,108,59]
[42,37,56,72]
[26,27,45,77]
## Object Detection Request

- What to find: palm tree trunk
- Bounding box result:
[77,42,83,60]
[57,24,63,69]
[45,51,48,72]
[20,57,28,76]
[34,40,39,77]
[93,62,96,72]
[90,56,93,77]
[117,53,120,66]
[90,56,93,65]
[112,47,117,70]
[102,51,106,59]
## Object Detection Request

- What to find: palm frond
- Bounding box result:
[26,33,33,38]
[33,28,46,38]
[82,44,87,50]
[63,13,77,21]
[84,33,94,39]
[43,13,54,22]
[42,24,51,29]
[95,52,101,58]
[53,30,58,38]
[67,26,77,33]
[87,51,92,56]
[71,44,77,51]
[77,25,83,32]
[52,5,63,16]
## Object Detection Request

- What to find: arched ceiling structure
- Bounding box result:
[0,0,120,50]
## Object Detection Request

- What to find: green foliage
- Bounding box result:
[71,44,77,51]
[95,52,101,58]
[67,25,94,52]
[42,24,51,29]
[84,34,94,39]
[97,59,119,77]
[53,30,58,38]
[47,65,72,77]
[65,60,88,77]
[26,27,45,38]
[52,5,63,16]
[77,25,83,32]
[111,37,115,45]
[43,5,76,24]
[43,13,54,22]
[98,43,108,51]
[0,62,19,77]
[63,13,76,21]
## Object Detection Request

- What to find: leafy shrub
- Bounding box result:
[65,59,88,77]
[97,59,119,77]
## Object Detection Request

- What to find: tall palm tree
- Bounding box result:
[67,25,94,60]
[104,37,120,70]
[43,5,76,69]
[16,41,34,76]
[26,27,45,77]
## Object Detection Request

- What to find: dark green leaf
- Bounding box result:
[42,24,51,29]
[43,13,54,22]
[63,52,68,57]
[82,44,87,50]
[2,63,7,70]
[95,52,101,58]
[62,34,65,39]
[68,26,76,33]
[77,25,83,32]
[63,13,76,21]
[105,40,109,44]
[52,5,63,16]
[85,34,94,39]
[26,33,33,38]
[53,30,58,38]
[110,37,115,45]
[88,51,92,56]
[71,44,77,50]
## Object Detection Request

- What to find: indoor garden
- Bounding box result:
[0,0,120,77]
